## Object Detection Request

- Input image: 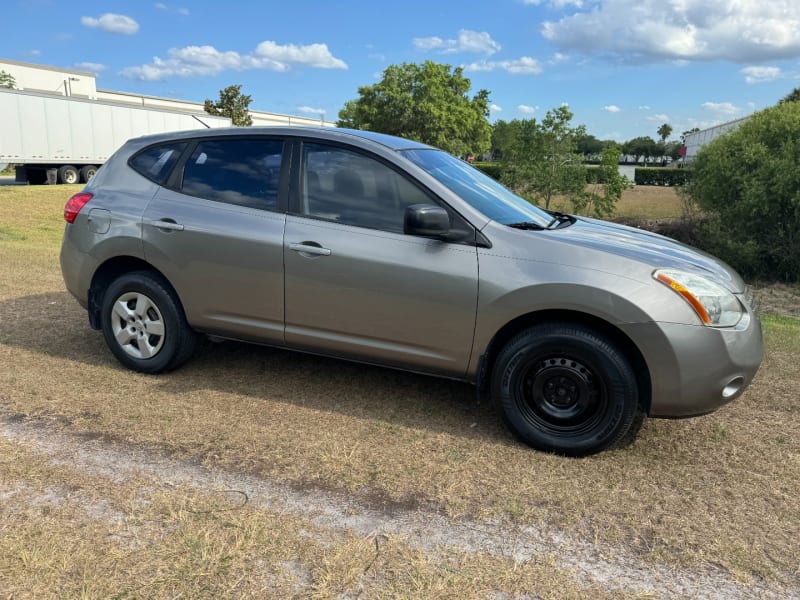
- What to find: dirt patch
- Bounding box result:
[1,410,796,599]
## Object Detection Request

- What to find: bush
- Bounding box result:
[634,168,690,186]
[585,166,619,184]
[684,101,800,282]
[473,161,501,180]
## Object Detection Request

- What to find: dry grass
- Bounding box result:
[0,435,628,599]
[1,185,799,595]
[549,185,684,221]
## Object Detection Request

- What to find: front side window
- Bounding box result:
[181,138,283,211]
[129,142,187,184]
[301,143,431,233]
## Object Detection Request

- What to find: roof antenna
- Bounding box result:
[191,114,211,129]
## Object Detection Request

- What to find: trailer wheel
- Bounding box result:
[79,165,98,183]
[58,165,80,185]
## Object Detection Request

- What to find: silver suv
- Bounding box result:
[60,127,763,456]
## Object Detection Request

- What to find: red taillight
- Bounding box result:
[64,192,93,224]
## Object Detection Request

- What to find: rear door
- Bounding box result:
[283,141,479,377]
[140,136,288,344]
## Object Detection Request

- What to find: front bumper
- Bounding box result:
[620,309,763,417]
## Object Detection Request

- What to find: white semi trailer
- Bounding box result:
[0,88,231,184]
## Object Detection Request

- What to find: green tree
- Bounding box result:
[337,61,492,157]
[685,101,800,280]
[0,70,16,89]
[490,119,515,160]
[576,133,605,159]
[204,84,252,126]
[780,87,800,104]
[576,146,632,217]
[623,136,658,164]
[664,140,683,161]
[657,123,673,143]
[500,106,588,210]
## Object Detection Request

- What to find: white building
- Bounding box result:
[683,116,751,162]
[0,58,335,127]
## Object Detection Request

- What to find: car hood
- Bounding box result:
[551,216,745,292]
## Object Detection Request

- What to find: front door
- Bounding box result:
[283,142,478,377]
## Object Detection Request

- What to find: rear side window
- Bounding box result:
[129,142,187,185]
[181,138,284,211]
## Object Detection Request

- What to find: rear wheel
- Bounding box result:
[100,271,198,373]
[79,165,98,183]
[491,322,644,456]
[57,165,79,185]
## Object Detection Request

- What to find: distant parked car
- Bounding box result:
[60,127,763,456]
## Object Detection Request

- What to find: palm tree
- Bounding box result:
[657,123,672,143]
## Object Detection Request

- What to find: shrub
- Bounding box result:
[634,168,690,186]
[684,101,800,281]
[473,161,501,180]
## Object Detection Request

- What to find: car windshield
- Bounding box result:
[402,149,551,227]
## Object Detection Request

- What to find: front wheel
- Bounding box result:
[100,271,198,374]
[491,322,644,456]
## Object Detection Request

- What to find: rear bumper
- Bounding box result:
[620,311,763,417]
[60,226,91,309]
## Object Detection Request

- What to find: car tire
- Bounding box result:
[491,322,644,457]
[100,271,198,374]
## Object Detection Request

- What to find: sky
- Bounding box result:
[4,0,800,142]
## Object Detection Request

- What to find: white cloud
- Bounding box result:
[604,105,621,113]
[251,41,347,69]
[74,62,106,74]
[646,113,670,122]
[413,30,501,55]
[518,104,539,114]
[465,56,542,74]
[81,13,139,35]
[490,104,503,112]
[638,105,651,110]
[702,101,739,115]
[297,106,325,115]
[26,49,41,56]
[524,0,583,7]
[741,65,782,84]
[155,4,189,15]
[549,52,569,64]
[122,41,347,80]
[542,0,800,62]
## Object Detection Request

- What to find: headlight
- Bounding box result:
[654,269,743,327]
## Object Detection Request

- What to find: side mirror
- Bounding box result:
[404,204,450,237]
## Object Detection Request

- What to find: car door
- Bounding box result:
[141,136,288,344]
[283,141,479,377]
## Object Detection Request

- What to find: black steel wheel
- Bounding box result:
[492,322,644,456]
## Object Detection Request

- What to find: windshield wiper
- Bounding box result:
[507,221,546,231]
[545,211,576,229]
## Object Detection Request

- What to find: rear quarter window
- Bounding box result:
[129,142,188,185]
